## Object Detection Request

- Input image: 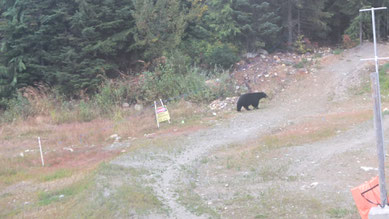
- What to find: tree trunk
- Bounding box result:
[360,12,363,44]
[297,8,301,36]
[287,0,293,46]
[377,15,381,41]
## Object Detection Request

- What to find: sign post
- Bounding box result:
[360,7,388,208]
[154,99,171,128]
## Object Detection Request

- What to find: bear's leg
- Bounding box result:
[243,105,250,111]
[237,105,242,112]
[253,102,259,109]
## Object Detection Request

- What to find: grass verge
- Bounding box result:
[37,176,91,206]
[40,168,73,182]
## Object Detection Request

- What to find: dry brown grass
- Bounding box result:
[1,107,153,147]
[0,98,212,183]
[21,84,53,115]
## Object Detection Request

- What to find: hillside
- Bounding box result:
[2,43,389,218]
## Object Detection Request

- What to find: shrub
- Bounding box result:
[93,79,137,115]
[345,14,372,41]
[77,100,96,122]
[0,57,239,124]
[50,108,74,124]
[94,82,118,115]
[205,43,239,69]
[293,58,310,69]
[0,93,33,123]
[181,68,215,102]
[138,61,241,103]
[332,49,343,55]
[294,35,312,54]
[166,50,192,75]
[140,63,212,103]
[208,71,237,99]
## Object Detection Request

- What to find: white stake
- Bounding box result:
[38,137,45,166]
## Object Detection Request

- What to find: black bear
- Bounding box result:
[237,92,267,112]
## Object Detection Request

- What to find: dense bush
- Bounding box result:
[140,63,213,103]
[205,44,239,69]
[0,93,32,123]
[293,35,312,54]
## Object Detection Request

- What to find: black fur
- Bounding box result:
[237,92,267,112]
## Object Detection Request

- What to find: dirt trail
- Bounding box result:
[109,43,389,218]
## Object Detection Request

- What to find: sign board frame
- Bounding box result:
[154,99,171,128]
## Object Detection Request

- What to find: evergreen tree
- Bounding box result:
[131,0,205,61]
[233,0,281,51]
[277,0,332,44]
[0,0,68,106]
[62,0,136,94]
[0,0,137,101]
[297,0,332,41]
[206,0,240,42]
[3,0,389,109]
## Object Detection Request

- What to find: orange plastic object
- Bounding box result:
[351,176,384,219]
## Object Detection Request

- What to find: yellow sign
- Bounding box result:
[154,100,171,128]
[157,107,170,123]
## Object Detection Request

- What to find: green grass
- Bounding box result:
[256,186,326,217]
[333,48,343,55]
[40,169,73,182]
[349,79,370,96]
[177,188,220,218]
[0,157,33,185]
[114,184,164,215]
[326,208,352,218]
[38,175,92,206]
[19,129,52,138]
[314,53,323,59]
[98,162,148,177]
[293,58,313,69]
[200,157,209,164]
[176,163,220,218]
[379,63,389,96]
